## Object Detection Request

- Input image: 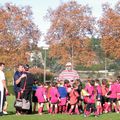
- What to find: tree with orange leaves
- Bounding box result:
[99,1,120,59]
[45,1,96,67]
[0,3,41,67]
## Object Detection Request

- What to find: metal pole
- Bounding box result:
[105,57,107,78]
[71,44,73,70]
[44,49,46,83]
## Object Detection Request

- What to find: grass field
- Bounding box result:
[0,95,120,120]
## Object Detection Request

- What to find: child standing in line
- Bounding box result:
[64,80,71,112]
[35,83,47,115]
[101,79,109,112]
[105,80,118,113]
[49,83,60,114]
[44,83,50,113]
[95,79,102,115]
[68,83,79,115]
[84,80,98,117]
[58,81,67,113]
[117,76,120,112]
[32,80,38,113]
[81,86,90,114]
[84,78,91,113]
[75,79,83,113]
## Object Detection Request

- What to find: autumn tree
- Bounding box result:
[0,3,41,67]
[45,1,96,67]
[99,1,120,60]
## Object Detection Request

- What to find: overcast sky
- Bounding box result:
[0,0,119,45]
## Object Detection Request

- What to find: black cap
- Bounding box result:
[23,64,29,71]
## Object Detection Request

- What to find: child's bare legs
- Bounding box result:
[38,103,44,115]
[104,102,111,113]
[46,102,50,113]
[68,105,74,115]
[65,101,69,113]
[33,102,37,113]
[117,100,120,112]
[96,101,102,115]
[55,104,58,114]
[78,100,83,113]
[75,104,79,114]
[49,104,53,114]
[3,101,8,114]
[112,102,118,113]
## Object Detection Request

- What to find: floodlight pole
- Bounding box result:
[43,46,49,83]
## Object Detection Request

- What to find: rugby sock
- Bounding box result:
[68,109,72,114]
[58,106,61,113]
[85,111,90,116]
[49,107,52,113]
[97,105,100,115]
[100,105,103,114]
[55,108,58,114]
[113,105,118,112]
[75,108,79,114]
[63,106,66,113]
[38,107,43,113]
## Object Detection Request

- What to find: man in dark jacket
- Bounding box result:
[14,64,26,115]
[21,64,34,114]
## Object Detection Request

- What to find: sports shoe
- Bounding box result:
[3,111,8,115]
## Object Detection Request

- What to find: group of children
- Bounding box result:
[32,76,120,117]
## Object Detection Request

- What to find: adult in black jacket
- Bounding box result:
[21,64,34,114]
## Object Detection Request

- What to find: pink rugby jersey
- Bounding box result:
[117,83,120,99]
[109,83,117,99]
[85,85,96,103]
[49,87,60,104]
[96,85,102,95]
[35,86,46,103]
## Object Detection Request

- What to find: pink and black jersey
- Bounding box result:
[108,83,117,99]
[49,87,60,104]
[85,84,96,103]
[35,86,46,103]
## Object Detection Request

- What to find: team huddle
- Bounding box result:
[32,77,120,117]
[1,62,120,117]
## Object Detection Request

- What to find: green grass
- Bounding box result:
[1,96,120,120]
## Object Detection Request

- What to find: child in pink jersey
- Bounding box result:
[49,82,60,114]
[44,83,50,113]
[68,83,80,115]
[116,76,120,112]
[101,79,109,113]
[95,79,102,115]
[64,80,71,112]
[35,83,47,115]
[115,76,120,113]
[105,80,118,113]
[83,77,91,112]
[84,80,98,117]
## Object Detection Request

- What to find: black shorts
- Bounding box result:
[86,103,97,112]
[109,98,117,103]
[101,96,108,106]
[32,91,38,103]
[3,89,6,102]
[96,94,102,101]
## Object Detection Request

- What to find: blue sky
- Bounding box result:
[0,0,119,45]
